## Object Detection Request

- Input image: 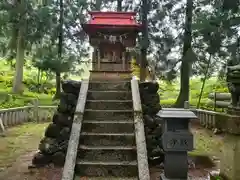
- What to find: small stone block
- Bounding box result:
[160,173,190,180]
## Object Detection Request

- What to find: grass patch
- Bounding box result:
[190,126,223,157]
[0,123,49,168]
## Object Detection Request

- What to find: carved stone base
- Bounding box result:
[227,106,240,115]
[226,115,240,134]
[220,134,240,180]
[226,107,240,134]
[220,107,240,179]
[164,152,188,179]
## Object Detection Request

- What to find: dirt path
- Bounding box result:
[0,123,63,180]
[0,123,223,180]
[0,123,49,169]
[0,151,63,180]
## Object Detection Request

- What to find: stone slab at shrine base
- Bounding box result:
[160,173,191,180]
[89,70,132,80]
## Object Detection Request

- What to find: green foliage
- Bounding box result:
[131,58,140,78]
[0,60,55,108]
[0,0,238,108]
[160,77,228,109]
[32,42,79,74]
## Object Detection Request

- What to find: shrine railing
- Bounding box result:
[0,105,57,128]
[191,108,228,131]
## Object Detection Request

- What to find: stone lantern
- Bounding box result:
[157,108,196,179]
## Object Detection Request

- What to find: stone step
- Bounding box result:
[87,91,132,100]
[75,160,138,177]
[85,100,133,110]
[82,120,134,133]
[83,109,134,121]
[79,132,135,146]
[74,176,138,180]
[78,145,137,162]
[88,81,131,91]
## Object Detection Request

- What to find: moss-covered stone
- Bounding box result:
[33,80,79,167]
[139,81,163,165]
[44,123,61,138]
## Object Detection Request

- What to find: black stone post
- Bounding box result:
[157,108,196,180]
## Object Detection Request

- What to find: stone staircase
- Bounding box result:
[75,81,138,179]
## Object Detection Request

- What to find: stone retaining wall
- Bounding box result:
[32,80,81,166]
[139,82,163,165]
[32,80,163,167]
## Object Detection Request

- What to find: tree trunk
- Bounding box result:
[37,68,41,92]
[117,0,122,11]
[140,49,147,81]
[197,54,212,108]
[54,0,63,99]
[96,0,102,10]
[140,0,149,82]
[92,0,102,67]
[54,72,61,99]
[12,24,25,93]
[10,59,14,70]
[174,0,193,108]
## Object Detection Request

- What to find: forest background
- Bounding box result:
[0,0,238,109]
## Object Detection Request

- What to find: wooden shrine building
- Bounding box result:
[82,11,142,80]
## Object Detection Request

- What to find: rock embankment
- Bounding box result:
[32,80,81,167]
[139,82,163,165]
[32,80,163,167]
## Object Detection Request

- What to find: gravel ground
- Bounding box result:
[0,151,214,180]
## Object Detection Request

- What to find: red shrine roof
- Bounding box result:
[82,11,142,34]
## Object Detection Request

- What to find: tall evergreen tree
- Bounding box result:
[55,0,64,99]
[140,0,149,81]
[174,0,194,107]
[117,0,122,11]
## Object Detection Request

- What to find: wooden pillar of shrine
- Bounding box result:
[97,48,100,70]
[92,48,97,70]
[113,51,116,62]
[122,51,126,70]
